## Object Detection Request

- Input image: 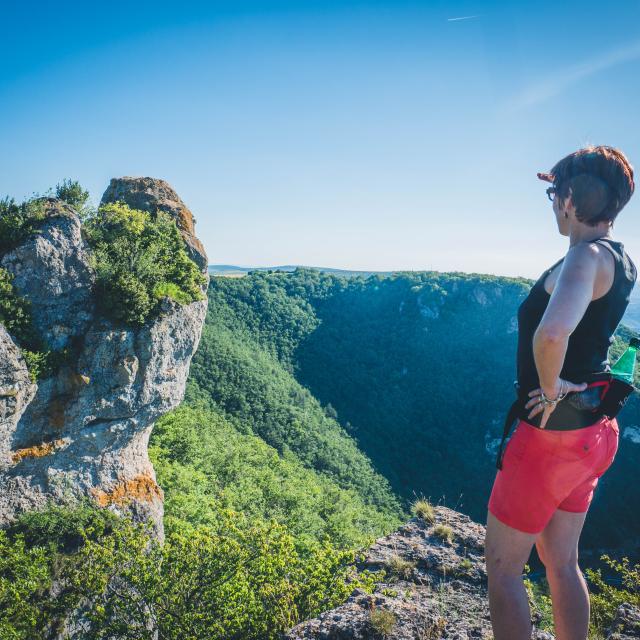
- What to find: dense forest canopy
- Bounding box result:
[191,267,639,551]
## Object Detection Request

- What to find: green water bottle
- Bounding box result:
[610,337,640,384]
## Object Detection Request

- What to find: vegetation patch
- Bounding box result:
[524,573,554,634]
[455,557,474,577]
[412,497,435,524]
[149,401,403,548]
[587,554,640,634]
[368,606,397,636]
[83,201,207,326]
[384,553,417,580]
[5,498,123,554]
[54,178,93,220]
[432,524,454,544]
[0,196,47,254]
[0,500,384,640]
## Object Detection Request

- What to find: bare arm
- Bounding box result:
[533,243,600,398]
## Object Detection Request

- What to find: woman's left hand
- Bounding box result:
[525,378,588,429]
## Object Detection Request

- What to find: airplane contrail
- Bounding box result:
[447,15,480,22]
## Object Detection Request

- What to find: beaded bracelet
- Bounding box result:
[539,380,568,406]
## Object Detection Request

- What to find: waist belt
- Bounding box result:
[495,377,622,470]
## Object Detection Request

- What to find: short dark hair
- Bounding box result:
[548,146,635,227]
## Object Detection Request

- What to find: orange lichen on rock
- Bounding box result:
[11,438,66,463]
[90,473,164,507]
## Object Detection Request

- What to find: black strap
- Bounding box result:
[495,383,526,470]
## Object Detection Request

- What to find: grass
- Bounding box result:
[411,498,435,524]
[432,524,454,544]
[455,557,473,576]
[368,607,396,636]
[385,552,417,580]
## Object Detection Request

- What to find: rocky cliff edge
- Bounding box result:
[286,505,640,640]
[0,178,208,542]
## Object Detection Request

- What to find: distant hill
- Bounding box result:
[209,264,640,329]
[208,264,397,277]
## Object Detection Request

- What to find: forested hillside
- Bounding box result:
[185,267,640,551]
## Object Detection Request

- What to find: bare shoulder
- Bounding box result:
[565,241,614,267]
[566,241,600,259]
[563,241,615,299]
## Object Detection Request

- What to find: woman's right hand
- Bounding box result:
[524,378,589,428]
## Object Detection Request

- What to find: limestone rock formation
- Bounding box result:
[0,182,208,542]
[286,506,554,640]
[101,176,209,272]
[287,506,640,639]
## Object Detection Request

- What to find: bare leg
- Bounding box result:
[485,511,537,640]
[535,509,589,640]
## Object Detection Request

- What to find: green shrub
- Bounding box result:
[0,196,47,254]
[6,498,122,554]
[0,500,383,640]
[153,281,195,304]
[0,268,39,345]
[523,572,554,633]
[0,529,52,639]
[587,555,640,634]
[83,202,206,326]
[54,178,93,220]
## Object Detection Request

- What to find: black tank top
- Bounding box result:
[517,237,637,395]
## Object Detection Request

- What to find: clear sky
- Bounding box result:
[2,1,640,279]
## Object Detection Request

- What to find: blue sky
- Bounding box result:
[2,1,640,279]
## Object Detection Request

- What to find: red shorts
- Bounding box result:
[488,415,619,534]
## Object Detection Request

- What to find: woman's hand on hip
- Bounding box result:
[524,378,588,429]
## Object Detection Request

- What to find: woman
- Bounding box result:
[484,145,637,640]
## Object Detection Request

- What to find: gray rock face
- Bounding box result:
[0,325,38,469]
[0,184,208,543]
[0,200,95,351]
[286,506,553,640]
[607,603,640,639]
